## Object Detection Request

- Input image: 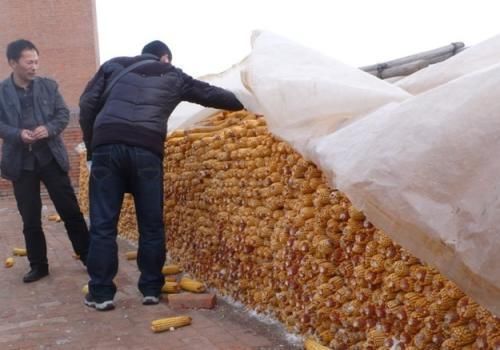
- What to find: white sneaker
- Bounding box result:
[84,294,115,311]
[142,295,160,305]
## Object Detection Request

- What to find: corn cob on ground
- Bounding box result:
[47,214,61,222]
[161,281,180,293]
[179,277,206,293]
[12,247,27,256]
[165,276,177,282]
[151,315,191,333]
[162,264,182,275]
[125,251,137,260]
[5,257,14,268]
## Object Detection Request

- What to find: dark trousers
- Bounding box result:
[88,144,165,302]
[12,159,89,268]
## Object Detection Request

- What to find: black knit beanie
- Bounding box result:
[141,40,172,61]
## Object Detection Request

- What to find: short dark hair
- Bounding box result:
[6,39,39,62]
[142,40,172,61]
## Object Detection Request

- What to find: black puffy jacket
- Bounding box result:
[79,54,243,158]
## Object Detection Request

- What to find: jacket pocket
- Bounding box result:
[0,143,22,180]
[38,97,54,120]
[49,138,69,172]
[136,149,162,181]
[90,150,112,181]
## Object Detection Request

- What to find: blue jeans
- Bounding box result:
[87,144,165,302]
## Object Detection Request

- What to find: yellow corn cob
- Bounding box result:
[367,330,386,347]
[48,214,61,222]
[82,284,89,295]
[165,276,177,282]
[12,247,27,256]
[161,281,180,293]
[168,130,185,138]
[180,277,205,293]
[151,315,192,333]
[348,207,365,221]
[450,325,476,346]
[5,257,14,268]
[125,251,137,260]
[161,264,182,275]
[304,338,330,350]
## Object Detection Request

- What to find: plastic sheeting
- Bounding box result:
[167,57,263,133]
[242,31,410,159]
[245,32,500,315]
[310,64,500,316]
[168,31,500,316]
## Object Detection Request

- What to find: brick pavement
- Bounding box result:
[0,197,302,350]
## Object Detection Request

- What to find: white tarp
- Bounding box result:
[309,63,500,316]
[168,57,263,133]
[168,31,500,316]
[245,32,500,315]
[242,31,410,159]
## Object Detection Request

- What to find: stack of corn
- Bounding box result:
[116,194,138,241]
[79,110,500,349]
[78,156,89,213]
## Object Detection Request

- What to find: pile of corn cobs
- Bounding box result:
[80,110,500,349]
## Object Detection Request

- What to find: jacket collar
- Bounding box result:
[3,75,21,116]
[2,75,41,116]
[140,53,161,61]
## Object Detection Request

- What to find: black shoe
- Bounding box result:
[84,293,115,311]
[23,266,49,283]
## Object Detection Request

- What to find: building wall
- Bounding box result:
[0,0,98,196]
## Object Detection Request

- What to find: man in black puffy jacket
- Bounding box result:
[79,40,243,311]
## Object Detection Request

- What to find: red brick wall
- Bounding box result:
[0,0,99,107]
[0,109,84,197]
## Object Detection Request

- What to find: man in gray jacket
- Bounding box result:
[0,39,89,282]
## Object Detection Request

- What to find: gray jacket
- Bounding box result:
[0,76,70,181]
